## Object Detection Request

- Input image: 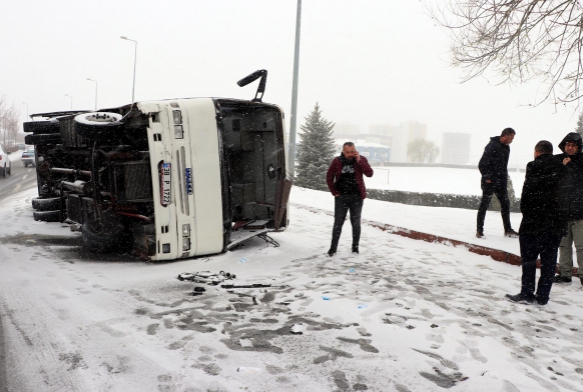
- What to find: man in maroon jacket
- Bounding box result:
[326,142,374,256]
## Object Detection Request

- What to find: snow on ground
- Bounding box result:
[1,186,583,391]
[292,187,522,256]
[369,166,525,196]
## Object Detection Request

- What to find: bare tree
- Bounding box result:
[430,1,583,106]
[576,111,583,136]
[0,95,20,151]
[407,138,440,163]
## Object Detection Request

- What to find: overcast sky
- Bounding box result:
[1,0,579,166]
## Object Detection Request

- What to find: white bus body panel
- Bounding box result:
[138,98,223,261]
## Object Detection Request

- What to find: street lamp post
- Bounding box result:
[288,0,302,178]
[86,78,97,110]
[120,36,138,102]
[64,94,73,110]
[22,102,28,119]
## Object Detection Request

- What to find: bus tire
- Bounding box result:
[33,210,61,222]
[32,197,60,211]
[24,133,61,146]
[23,120,60,134]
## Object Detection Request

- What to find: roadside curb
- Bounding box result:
[291,202,579,275]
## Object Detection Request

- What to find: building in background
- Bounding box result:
[359,124,396,147]
[332,120,431,163]
[385,121,427,162]
[441,132,471,164]
[333,121,361,141]
[333,140,391,166]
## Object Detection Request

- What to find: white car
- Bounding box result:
[0,145,11,178]
[21,146,36,167]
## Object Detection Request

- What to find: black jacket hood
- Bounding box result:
[558,132,582,153]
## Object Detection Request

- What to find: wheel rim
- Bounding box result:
[82,113,121,123]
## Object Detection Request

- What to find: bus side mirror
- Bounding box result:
[237,70,268,103]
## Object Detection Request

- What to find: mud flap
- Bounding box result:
[274,179,292,230]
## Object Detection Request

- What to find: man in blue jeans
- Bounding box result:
[506,141,567,306]
[326,142,374,256]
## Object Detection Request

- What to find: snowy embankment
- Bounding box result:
[1,186,583,391]
[369,166,525,197]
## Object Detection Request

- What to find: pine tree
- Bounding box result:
[576,112,583,137]
[295,103,337,191]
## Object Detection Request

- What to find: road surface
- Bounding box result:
[0,152,37,201]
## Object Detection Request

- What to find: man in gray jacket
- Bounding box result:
[553,132,583,286]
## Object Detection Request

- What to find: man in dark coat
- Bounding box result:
[477,128,519,238]
[326,142,374,256]
[506,140,567,306]
[553,132,583,286]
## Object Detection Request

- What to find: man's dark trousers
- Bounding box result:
[330,194,363,253]
[477,180,512,232]
[519,232,562,304]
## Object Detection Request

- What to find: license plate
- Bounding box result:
[185,168,193,195]
[160,162,171,206]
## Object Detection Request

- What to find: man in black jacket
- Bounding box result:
[553,132,583,286]
[477,128,519,238]
[506,141,567,306]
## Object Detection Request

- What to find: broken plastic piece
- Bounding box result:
[221,283,272,289]
[290,323,305,334]
[237,367,262,374]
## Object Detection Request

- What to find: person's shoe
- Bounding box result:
[327,249,336,257]
[580,277,583,287]
[352,245,359,254]
[505,293,535,305]
[504,229,519,238]
[535,296,548,306]
[476,230,484,238]
[552,275,572,284]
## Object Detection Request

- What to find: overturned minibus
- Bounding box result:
[24,70,291,261]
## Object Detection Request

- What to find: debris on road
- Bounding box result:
[221,283,271,289]
[237,367,262,374]
[177,270,236,285]
[290,323,305,335]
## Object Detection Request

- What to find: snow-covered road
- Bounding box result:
[1,187,583,391]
